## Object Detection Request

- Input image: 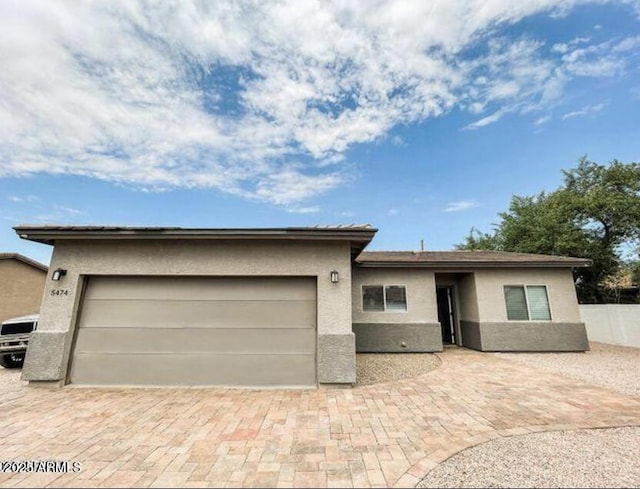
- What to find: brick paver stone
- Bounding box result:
[0,348,639,488]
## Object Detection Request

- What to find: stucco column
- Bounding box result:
[22,249,81,383]
[316,256,356,385]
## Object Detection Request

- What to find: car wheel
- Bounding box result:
[0,353,25,369]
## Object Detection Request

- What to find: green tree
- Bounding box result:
[562,157,640,248]
[457,157,640,303]
[455,226,501,250]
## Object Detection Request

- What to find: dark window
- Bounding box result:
[362,285,407,312]
[1,321,35,336]
[362,285,384,311]
[504,285,551,321]
[385,286,407,311]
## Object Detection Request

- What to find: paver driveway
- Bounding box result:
[1,348,639,488]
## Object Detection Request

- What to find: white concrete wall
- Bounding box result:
[580,304,640,348]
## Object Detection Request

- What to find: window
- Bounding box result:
[0,321,35,336]
[504,285,551,321]
[504,286,528,320]
[362,285,407,312]
[362,286,385,311]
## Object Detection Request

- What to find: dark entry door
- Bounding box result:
[436,287,455,344]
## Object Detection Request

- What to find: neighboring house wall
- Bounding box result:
[461,268,588,351]
[351,267,442,352]
[0,260,47,322]
[580,304,640,348]
[23,239,355,385]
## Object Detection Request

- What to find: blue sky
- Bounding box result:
[1,1,639,265]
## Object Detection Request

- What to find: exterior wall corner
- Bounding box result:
[317,333,356,384]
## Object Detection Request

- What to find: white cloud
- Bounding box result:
[464,110,507,130]
[5,199,85,223]
[53,205,84,215]
[285,206,320,214]
[390,135,407,147]
[552,43,570,54]
[613,35,640,53]
[552,36,591,53]
[534,115,552,126]
[443,201,479,212]
[7,195,39,203]
[460,38,565,127]
[252,168,345,205]
[560,36,640,77]
[561,103,606,120]
[30,205,87,223]
[387,209,399,216]
[0,1,639,205]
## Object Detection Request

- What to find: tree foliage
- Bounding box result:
[456,157,640,303]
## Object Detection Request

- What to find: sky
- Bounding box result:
[1,0,640,266]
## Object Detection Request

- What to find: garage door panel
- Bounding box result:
[79,299,316,329]
[84,276,316,301]
[71,276,317,387]
[69,353,316,387]
[74,328,316,354]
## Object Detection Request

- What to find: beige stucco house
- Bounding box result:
[0,253,48,323]
[14,225,589,388]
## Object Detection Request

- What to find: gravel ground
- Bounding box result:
[496,342,640,397]
[355,353,441,386]
[419,343,640,488]
[419,426,640,488]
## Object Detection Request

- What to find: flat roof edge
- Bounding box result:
[13,226,378,246]
[355,261,590,269]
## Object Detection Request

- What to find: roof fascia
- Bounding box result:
[13,227,378,253]
[354,261,590,269]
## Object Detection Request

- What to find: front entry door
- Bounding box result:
[436,287,455,344]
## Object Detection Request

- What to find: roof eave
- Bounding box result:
[13,226,378,254]
[0,253,48,272]
[355,261,590,269]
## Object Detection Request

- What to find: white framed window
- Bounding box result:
[362,285,407,312]
[504,285,551,321]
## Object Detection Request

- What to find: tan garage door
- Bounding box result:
[69,276,317,387]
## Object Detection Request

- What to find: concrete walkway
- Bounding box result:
[0,348,639,488]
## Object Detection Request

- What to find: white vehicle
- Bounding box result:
[0,314,38,369]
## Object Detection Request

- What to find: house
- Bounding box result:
[14,225,589,388]
[0,253,48,323]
